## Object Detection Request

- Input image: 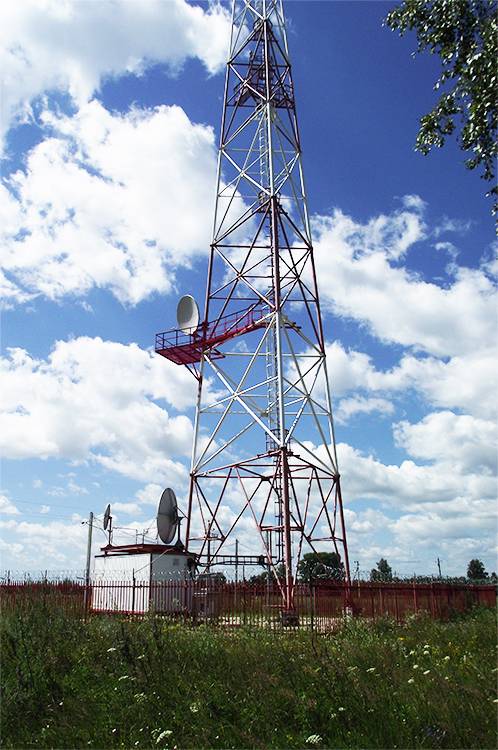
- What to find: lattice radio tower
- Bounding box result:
[156,0,350,614]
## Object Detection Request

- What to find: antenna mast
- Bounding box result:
[156,0,350,615]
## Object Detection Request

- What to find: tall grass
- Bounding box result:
[1,603,496,749]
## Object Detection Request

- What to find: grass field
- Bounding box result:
[1,603,496,749]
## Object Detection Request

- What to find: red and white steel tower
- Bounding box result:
[156,0,350,613]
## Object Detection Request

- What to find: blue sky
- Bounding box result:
[1,0,496,578]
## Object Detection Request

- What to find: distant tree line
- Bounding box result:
[243,555,496,585]
[367,557,496,584]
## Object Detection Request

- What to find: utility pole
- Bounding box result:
[83,511,93,612]
[437,557,442,578]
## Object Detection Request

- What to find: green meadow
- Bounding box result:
[1,603,496,749]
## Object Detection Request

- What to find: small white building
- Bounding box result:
[92,543,196,614]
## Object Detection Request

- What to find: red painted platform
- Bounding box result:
[155,305,267,365]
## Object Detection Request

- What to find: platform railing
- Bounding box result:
[155,304,268,361]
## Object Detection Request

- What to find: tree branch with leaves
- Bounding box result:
[385,0,497,213]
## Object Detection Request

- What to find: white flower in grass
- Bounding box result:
[408,678,415,684]
[443,656,450,661]
[156,731,172,743]
[189,701,201,713]
[423,670,430,675]
[413,664,419,669]
[305,734,322,745]
[107,647,117,652]
[366,667,376,673]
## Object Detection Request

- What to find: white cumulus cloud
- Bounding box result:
[1,101,217,305]
[0,0,230,152]
[0,336,198,483]
[314,206,496,357]
[0,494,20,515]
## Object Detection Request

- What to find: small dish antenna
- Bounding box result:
[177,295,199,334]
[157,488,179,545]
[103,503,112,544]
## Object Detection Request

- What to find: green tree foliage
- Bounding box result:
[385,0,498,212]
[466,558,488,579]
[297,551,345,583]
[247,563,285,584]
[370,558,393,582]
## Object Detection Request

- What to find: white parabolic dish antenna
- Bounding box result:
[157,488,178,544]
[177,295,199,334]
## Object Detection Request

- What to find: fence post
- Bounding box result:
[132,572,136,614]
[412,580,418,614]
[309,583,314,633]
[83,511,93,616]
[393,586,399,622]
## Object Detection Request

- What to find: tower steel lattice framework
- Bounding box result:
[156,0,350,613]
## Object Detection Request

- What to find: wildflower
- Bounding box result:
[493,699,498,704]
[408,678,415,684]
[112,729,117,733]
[413,664,419,669]
[444,677,449,681]
[305,735,322,746]
[443,656,450,661]
[338,707,345,712]
[189,702,200,713]
[409,649,415,655]
[156,730,173,743]
[137,654,146,660]
[423,644,430,649]
[423,650,430,656]
[423,670,430,675]
[118,675,129,681]
[366,667,376,673]
[107,647,117,653]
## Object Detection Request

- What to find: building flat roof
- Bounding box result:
[98,543,196,557]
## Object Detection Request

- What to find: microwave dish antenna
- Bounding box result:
[103,503,113,545]
[157,488,179,544]
[103,504,112,531]
[177,295,200,334]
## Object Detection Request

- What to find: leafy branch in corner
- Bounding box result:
[385,0,497,214]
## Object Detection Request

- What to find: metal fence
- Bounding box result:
[1,579,495,630]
